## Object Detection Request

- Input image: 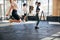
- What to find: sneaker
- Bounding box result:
[35,26,39,29]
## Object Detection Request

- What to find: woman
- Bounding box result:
[6,0,22,23]
[35,2,41,29]
[22,3,27,22]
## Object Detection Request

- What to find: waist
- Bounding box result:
[12,9,17,12]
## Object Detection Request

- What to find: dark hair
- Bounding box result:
[23,3,27,6]
[10,0,11,3]
[35,1,38,4]
[35,1,38,5]
[38,2,41,4]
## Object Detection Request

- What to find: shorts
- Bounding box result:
[12,9,20,20]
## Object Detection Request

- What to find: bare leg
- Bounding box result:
[9,19,22,23]
[35,13,39,29]
[9,19,13,26]
[8,19,22,26]
[24,16,27,22]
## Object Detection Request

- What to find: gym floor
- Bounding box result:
[0,21,60,40]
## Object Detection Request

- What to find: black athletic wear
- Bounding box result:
[35,6,40,27]
[36,6,40,12]
[12,9,20,20]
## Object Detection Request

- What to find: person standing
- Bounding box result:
[35,2,41,29]
[22,3,27,22]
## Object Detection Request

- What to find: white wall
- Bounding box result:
[0,0,3,4]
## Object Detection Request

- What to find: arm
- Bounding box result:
[6,6,12,16]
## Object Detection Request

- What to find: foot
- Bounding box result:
[35,26,39,29]
[17,20,21,23]
[9,21,12,26]
[23,20,26,22]
[9,19,13,23]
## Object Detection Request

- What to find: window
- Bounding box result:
[17,0,27,16]
[1,0,53,20]
[0,0,3,19]
[38,0,53,16]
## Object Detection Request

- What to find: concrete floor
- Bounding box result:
[0,21,60,40]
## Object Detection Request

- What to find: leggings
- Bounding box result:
[36,13,40,26]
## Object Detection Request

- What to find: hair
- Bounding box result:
[35,1,38,4]
[9,0,12,3]
[35,1,38,5]
[38,2,41,4]
[9,0,16,3]
[23,3,27,6]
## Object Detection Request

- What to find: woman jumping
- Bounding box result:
[6,0,22,23]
